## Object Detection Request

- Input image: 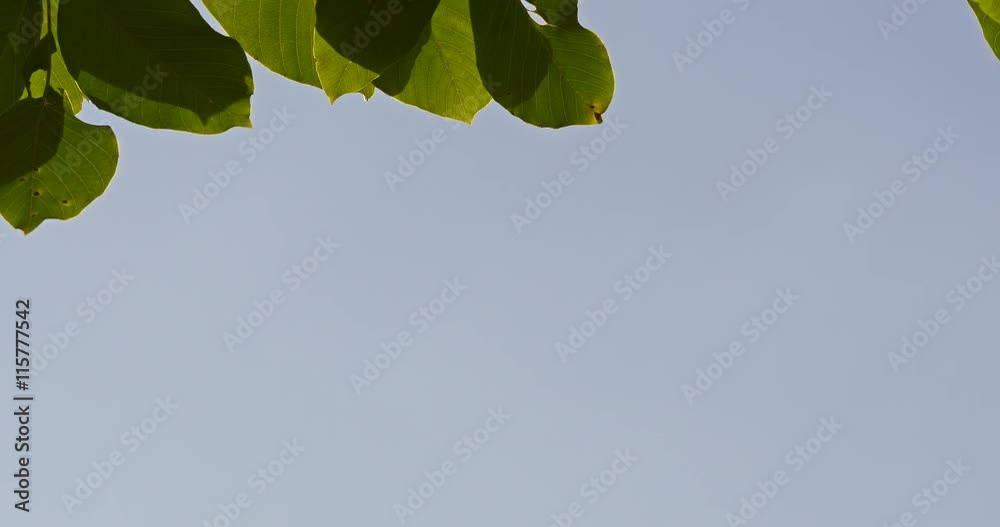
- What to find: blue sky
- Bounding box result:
[2,0,999,526]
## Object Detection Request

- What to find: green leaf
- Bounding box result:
[974,0,1000,20]
[374,0,491,123]
[0,90,119,234]
[20,1,85,113]
[26,45,85,113]
[203,0,321,87]
[313,31,380,103]
[1,0,42,116]
[360,82,376,99]
[526,0,582,26]
[58,0,254,134]
[21,32,56,89]
[469,0,614,128]
[972,0,1000,59]
[314,0,441,76]
[46,0,86,113]
[49,56,85,113]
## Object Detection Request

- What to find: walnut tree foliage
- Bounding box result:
[7,1,999,235]
[0,0,614,233]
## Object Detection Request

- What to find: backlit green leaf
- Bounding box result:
[974,0,1000,20]
[27,45,85,113]
[0,90,119,234]
[58,0,254,134]
[203,0,321,87]
[313,31,380,103]
[1,0,41,116]
[360,82,376,99]
[22,0,86,114]
[46,0,86,113]
[469,0,614,128]
[972,0,1000,59]
[374,0,491,123]
[314,0,440,76]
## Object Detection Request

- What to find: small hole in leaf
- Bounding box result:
[62,200,69,205]
[32,191,40,197]
[594,112,603,123]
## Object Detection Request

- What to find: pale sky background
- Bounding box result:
[2,0,999,526]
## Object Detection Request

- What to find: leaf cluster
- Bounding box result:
[0,0,614,233]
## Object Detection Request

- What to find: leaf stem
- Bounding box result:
[44,0,52,89]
